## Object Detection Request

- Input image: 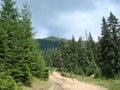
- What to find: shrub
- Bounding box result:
[102,64,115,78]
[0,72,17,90]
[94,66,102,78]
[43,68,49,79]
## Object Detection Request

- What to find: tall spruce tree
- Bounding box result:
[101,17,113,78]
[21,2,46,78]
[107,12,120,74]
[100,13,120,78]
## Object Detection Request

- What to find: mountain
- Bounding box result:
[36,36,64,50]
[43,36,63,41]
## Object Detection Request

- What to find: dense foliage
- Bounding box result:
[0,0,48,89]
[52,35,100,77]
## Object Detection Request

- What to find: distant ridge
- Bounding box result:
[43,36,65,41]
[36,36,64,50]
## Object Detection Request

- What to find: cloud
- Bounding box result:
[44,11,96,39]
[110,0,120,5]
[13,0,120,41]
[30,0,96,12]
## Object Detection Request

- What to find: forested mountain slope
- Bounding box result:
[36,36,65,49]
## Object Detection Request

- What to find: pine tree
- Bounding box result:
[21,2,47,78]
[42,49,55,67]
[0,19,7,72]
[0,0,20,74]
[85,33,98,76]
[54,40,65,71]
[107,12,120,74]
[0,0,33,85]
[96,37,102,66]
[101,16,115,78]
[69,36,77,72]
[0,0,48,86]
[100,13,120,78]
[76,37,88,75]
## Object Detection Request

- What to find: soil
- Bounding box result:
[49,72,108,90]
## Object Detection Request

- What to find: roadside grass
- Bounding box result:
[61,72,120,90]
[22,77,51,90]
[22,67,56,90]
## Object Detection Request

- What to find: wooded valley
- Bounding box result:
[0,0,120,90]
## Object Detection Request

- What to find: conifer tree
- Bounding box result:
[101,16,115,78]
[21,2,47,78]
[0,0,33,85]
[76,37,88,75]
[107,12,120,74]
[0,0,19,74]
[54,40,65,71]
[85,33,98,76]
[0,0,48,86]
[69,36,77,72]
[100,13,120,78]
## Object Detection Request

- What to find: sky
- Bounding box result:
[13,0,120,41]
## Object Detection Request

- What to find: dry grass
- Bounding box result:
[23,77,51,90]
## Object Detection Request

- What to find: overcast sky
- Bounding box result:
[14,0,120,41]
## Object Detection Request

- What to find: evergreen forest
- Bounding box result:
[43,12,120,79]
[0,0,48,89]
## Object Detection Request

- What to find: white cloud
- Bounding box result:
[45,11,97,40]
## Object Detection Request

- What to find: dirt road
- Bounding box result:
[49,72,108,90]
